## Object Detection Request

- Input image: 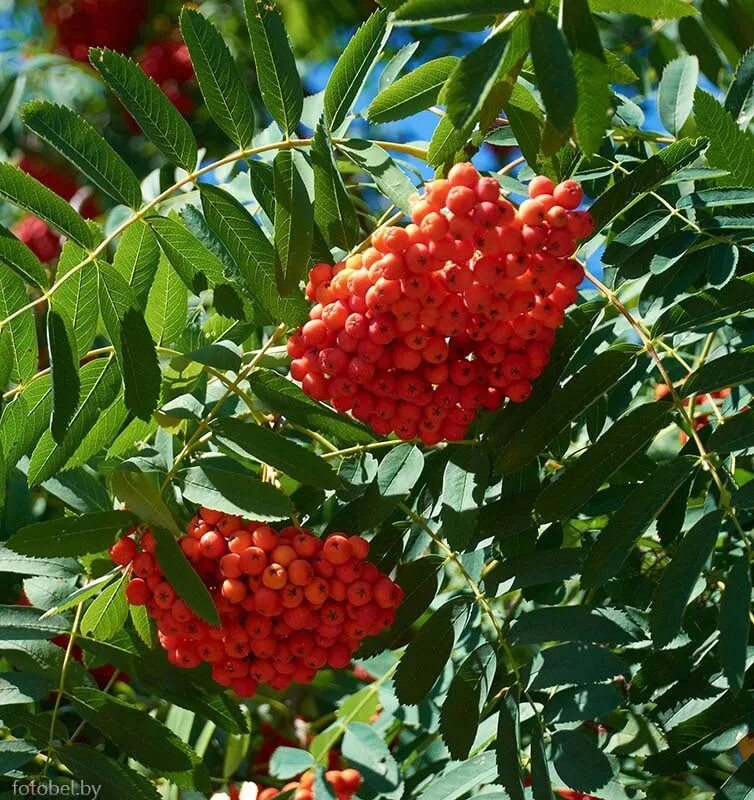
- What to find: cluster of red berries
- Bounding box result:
[109,509,403,698]
[258,768,362,800]
[45,0,148,63]
[287,163,593,444]
[138,38,196,117]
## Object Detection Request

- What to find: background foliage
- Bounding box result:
[0,0,753,799]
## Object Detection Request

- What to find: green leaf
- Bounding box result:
[563,0,611,155]
[695,90,754,187]
[725,46,754,122]
[440,643,496,760]
[0,672,53,704]
[510,606,639,646]
[151,525,220,626]
[150,213,226,293]
[589,137,707,231]
[708,411,754,454]
[47,309,80,442]
[394,599,470,705]
[324,10,391,131]
[0,545,79,578]
[681,346,754,396]
[0,376,51,472]
[442,33,510,132]
[269,747,316,780]
[27,357,120,486]
[395,0,526,25]
[80,572,128,640]
[489,548,583,590]
[64,391,127,468]
[58,744,161,800]
[180,8,255,148]
[98,267,160,421]
[70,686,194,771]
[427,113,469,167]
[496,344,641,474]
[9,510,135,558]
[417,752,498,800]
[582,457,698,588]
[535,402,673,522]
[368,57,458,123]
[0,162,93,248]
[145,253,188,345]
[42,572,117,618]
[719,557,751,694]
[588,0,698,16]
[551,729,614,794]
[497,689,525,800]
[531,12,577,134]
[342,722,402,798]
[652,275,754,336]
[110,469,182,537]
[502,83,545,171]
[112,221,160,310]
[440,448,489,550]
[199,184,309,325]
[337,139,416,214]
[90,48,197,172]
[249,369,373,443]
[530,642,629,689]
[243,0,302,136]
[311,122,360,250]
[0,265,37,385]
[310,684,382,762]
[0,223,48,289]
[650,511,722,648]
[211,417,339,490]
[181,459,293,522]
[716,759,754,800]
[53,242,98,359]
[273,149,313,295]
[21,100,142,209]
[544,684,624,724]
[0,604,68,639]
[0,739,39,773]
[658,56,699,135]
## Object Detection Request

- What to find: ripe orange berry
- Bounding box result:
[262,564,287,590]
[323,535,352,565]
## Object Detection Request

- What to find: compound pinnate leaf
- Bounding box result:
[112,221,160,311]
